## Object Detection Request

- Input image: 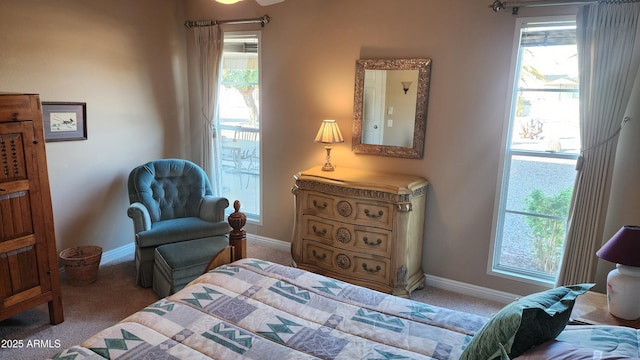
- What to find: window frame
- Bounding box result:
[488,15,579,286]
[218,30,263,225]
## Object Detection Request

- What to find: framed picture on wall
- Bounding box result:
[42,102,87,142]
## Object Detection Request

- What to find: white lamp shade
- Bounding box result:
[314,120,344,144]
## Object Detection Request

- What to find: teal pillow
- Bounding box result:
[460,283,594,360]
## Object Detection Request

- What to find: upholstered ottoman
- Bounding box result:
[152,236,229,298]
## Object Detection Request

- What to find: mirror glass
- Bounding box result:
[352,58,431,158]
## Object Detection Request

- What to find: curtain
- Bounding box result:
[194,26,224,195]
[556,2,640,286]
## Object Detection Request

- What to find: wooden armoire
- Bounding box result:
[0,94,63,325]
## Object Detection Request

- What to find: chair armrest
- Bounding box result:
[127,202,152,233]
[199,196,229,222]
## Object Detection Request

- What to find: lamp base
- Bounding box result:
[606,264,640,320]
[321,145,335,171]
[321,163,335,171]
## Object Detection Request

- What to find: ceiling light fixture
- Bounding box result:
[256,0,285,5]
[216,0,243,4]
[216,0,285,5]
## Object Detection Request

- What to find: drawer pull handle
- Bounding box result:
[363,237,382,247]
[364,209,384,218]
[312,225,327,236]
[312,200,328,209]
[312,250,327,261]
[362,263,381,274]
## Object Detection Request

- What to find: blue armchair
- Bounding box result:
[127,159,231,288]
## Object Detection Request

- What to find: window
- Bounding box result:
[218,32,261,222]
[490,17,580,284]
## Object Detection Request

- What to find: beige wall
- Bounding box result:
[0,0,189,254]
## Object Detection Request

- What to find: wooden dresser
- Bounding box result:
[0,94,64,324]
[291,166,428,297]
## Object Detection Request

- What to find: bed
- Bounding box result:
[50,258,640,359]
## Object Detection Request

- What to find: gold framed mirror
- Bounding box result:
[352,58,432,158]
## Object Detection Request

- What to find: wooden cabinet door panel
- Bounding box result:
[0,121,49,308]
[6,246,40,293]
[0,182,34,241]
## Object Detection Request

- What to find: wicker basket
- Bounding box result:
[59,246,102,286]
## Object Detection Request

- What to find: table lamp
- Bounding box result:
[314,119,344,171]
[596,225,640,320]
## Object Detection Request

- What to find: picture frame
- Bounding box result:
[42,102,87,142]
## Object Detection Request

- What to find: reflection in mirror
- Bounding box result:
[362,69,418,147]
[353,58,431,159]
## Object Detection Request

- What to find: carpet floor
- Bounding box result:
[0,243,504,359]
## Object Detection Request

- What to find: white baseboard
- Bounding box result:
[100,242,135,265]
[246,233,291,252]
[424,274,518,305]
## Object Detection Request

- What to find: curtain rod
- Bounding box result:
[184,14,270,29]
[490,0,598,14]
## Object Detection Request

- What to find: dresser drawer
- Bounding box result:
[302,215,391,257]
[353,201,392,229]
[304,192,336,217]
[353,228,391,255]
[301,240,391,286]
[302,191,394,229]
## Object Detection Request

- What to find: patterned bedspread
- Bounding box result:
[515,325,640,359]
[556,325,640,358]
[51,258,489,360]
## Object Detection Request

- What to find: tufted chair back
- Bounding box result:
[128,159,213,223]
